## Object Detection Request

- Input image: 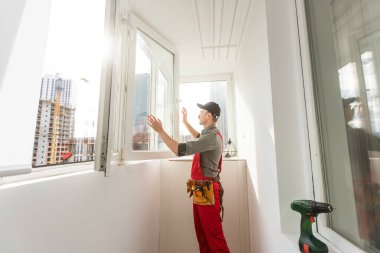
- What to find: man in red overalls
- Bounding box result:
[147,102,230,253]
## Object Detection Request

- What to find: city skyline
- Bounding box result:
[32,74,96,167]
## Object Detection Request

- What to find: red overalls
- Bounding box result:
[190,132,230,253]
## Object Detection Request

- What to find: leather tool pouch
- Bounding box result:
[186,179,214,205]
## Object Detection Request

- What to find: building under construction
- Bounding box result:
[32,74,75,167]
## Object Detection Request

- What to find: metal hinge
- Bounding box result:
[99,134,108,172]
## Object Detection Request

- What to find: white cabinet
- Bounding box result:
[159,158,250,253]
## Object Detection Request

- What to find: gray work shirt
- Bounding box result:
[178,126,223,178]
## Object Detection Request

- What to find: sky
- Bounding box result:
[42,0,106,137]
[179,83,212,135]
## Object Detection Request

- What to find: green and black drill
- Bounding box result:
[291,200,334,253]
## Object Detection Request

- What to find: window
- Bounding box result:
[0,0,109,178]
[179,77,232,147]
[31,0,106,168]
[132,31,174,151]
[120,13,179,160]
[306,0,380,252]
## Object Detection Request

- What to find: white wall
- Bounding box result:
[265,0,312,230]
[0,0,50,168]
[0,161,161,253]
[234,0,312,252]
[233,0,275,251]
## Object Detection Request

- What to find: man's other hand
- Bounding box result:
[181,107,188,123]
[147,115,164,133]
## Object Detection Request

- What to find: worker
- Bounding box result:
[147,102,230,253]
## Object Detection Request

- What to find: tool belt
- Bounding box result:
[186,177,225,221]
[186,179,215,205]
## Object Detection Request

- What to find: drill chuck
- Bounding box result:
[291,200,333,217]
[311,201,333,214]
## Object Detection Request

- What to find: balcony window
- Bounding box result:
[306,0,380,251]
[32,0,106,168]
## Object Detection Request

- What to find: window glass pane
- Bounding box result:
[179,81,229,146]
[132,30,174,151]
[362,51,380,135]
[32,0,106,167]
[133,33,151,151]
[156,69,172,150]
[307,0,380,251]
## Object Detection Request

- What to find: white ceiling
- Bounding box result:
[127,0,252,76]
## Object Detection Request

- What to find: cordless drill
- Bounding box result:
[291,200,334,253]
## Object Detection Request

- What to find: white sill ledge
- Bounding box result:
[169,156,246,161]
[0,162,95,189]
[283,231,365,253]
[282,232,348,253]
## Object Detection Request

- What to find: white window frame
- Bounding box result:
[95,0,118,173]
[296,0,368,252]
[0,0,115,181]
[122,13,179,161]
[180,73,236,147]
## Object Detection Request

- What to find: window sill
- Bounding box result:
[0,162,95,188]
[318,226,366,253]
[124,150,177,161]
[0,164,31,177]
[282,229,366,253]
[112,160,158,166]
[168,156,246,161]
[283,232,343,253]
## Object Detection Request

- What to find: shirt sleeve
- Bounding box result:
[178,143,187,157]
[182,132,219,156]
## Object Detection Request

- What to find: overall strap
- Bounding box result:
[213,130,225,221]
[214,130,223,173]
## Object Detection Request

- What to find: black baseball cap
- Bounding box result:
[197,102,221,118]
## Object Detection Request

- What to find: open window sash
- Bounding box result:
[96,10,179,172]
[122,13,179,161]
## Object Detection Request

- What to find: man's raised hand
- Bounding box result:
[147,115,163,133]
[181,107,188,123]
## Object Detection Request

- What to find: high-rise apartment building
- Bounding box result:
[67,137,96,162]
[32,74,75,167]
[39,74,74,107]
[210,81,229,143]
